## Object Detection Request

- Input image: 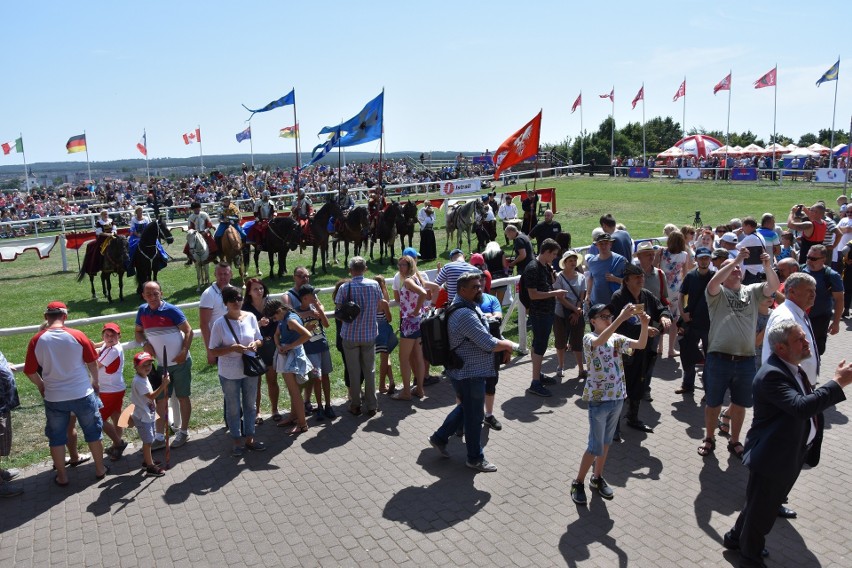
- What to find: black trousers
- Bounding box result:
[808,312,832,356]
[679,325,709,389]
[623,348,650,402]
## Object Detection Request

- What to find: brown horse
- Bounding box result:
[263,216,301,278]
[396,200,417,251]
[332,205,370,267]
[77,235,129,303]
[220,224,245,281]
[370,200,400,265]
[305,199,341,274]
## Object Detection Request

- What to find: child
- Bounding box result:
[268,299,313,434]
[298,285,336,420]
[571,303,649,505]
[94,323,128,461]
[777,231,797,263]
[374,276,398,396]
[130,352,169,477]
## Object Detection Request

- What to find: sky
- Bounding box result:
[1,1,851,166]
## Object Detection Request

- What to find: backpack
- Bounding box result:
[420,304,470,369]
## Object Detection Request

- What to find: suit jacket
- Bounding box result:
[744,353,846,476]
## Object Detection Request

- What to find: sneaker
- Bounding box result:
[570,481,587,505]
[526,382,552,397]
[429,436,450,458]
[171,431,189,448]
[324,405,337,419]
[107,440,129,461]
[483,415,503,431]
[539,373,558,385]
[555,367,564,379]
[151,438,166,451]
[246,441,267,452]
[0,468,20,482]
[0,483,24,497]
[315,410,325,422]
[466,459,497,473]
[589,476,614,500]
[232,445,244,457]
[424,375,441,386]
[304,401,314,414]
[455,426,464,438]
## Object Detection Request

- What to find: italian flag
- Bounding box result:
[1,137,23,155]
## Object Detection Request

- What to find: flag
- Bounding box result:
[183,128,201,145]
[816,59,840,87]
[673,80,686,102]
[713,73,731,95]
[235,126,251,143]
[308,128,341,166]
[318,91,383,148]
[279,124,299,138]
[1,137,23,155]
[492,111,542,180]
[136,132,147,156]
[571,93,582,113]
[66,134,86,154]
[754,67,777,89]
[631,86,644,110]
[242,89,295,119]
[599,89,614,102]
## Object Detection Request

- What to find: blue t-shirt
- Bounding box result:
[478,293,502,316]
[586,253,627,305]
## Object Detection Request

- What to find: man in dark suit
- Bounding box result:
[724,320,852,567]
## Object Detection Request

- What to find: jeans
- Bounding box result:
[44,393,104,446]
[219,375,259,441]
[342,339,377,411]
[433,377,487,463]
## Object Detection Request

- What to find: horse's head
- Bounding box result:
[349,206,370,230]
[115,235,130,265]
[157,215,174,245]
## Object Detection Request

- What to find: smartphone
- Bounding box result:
[633,304,645,314]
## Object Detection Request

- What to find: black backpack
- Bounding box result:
[420,304,470,369]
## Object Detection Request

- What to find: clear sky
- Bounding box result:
[1,1,850,165]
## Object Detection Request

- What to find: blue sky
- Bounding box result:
[1,1,850,164]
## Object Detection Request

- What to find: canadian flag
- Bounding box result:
[183,128,201,145]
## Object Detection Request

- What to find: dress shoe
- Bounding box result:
[723,531,769,558]
[626,419,654,433]
[777,505,797,519]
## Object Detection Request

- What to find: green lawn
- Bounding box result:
[1,175,841,467]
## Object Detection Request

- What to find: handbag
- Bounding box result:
[334,283,362,323]
[224,316,267,377]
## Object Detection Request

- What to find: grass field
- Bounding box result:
[1,175,842,467]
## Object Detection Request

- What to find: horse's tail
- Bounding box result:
[76,264,87,282]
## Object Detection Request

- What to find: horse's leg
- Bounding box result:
[279,250,286,278]
[311,245,318,274]
[89,274,96,300]
[104,272,112,304]
[322,242,329,274]
[118,272,124,302]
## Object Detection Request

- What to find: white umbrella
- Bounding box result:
[785,147,819,158]
[657,146,689,157]
[807,143,831,155]
[741,143,765,155]
[763,143,790,155]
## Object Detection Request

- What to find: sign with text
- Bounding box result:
[628,167,650,178]
[440,178,481,196]
[731,168,758,181]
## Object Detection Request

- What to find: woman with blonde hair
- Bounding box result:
[658,229,693,357]
[391,254,428,400]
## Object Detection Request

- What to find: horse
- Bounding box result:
[263,216,301,278]
[220,224,245,281]
[186,229,211,292]
[76,235,129,303]
[370,200,400,265]
[396,200,417,251]
[243,219,270,277]
[306,199,341,274]
[445,199,481,252]
[133,216,174,296]
[332,205,370,267]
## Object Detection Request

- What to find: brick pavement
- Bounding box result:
[2,324,852,567]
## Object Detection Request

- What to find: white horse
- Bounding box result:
[186,229,210,292]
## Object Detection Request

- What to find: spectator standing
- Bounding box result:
[585,233,627,306]
[129,352,169,477]
[600,214,633,260]
[433,249,475,303]
[0,351,23,496]
[800,244,844,355]
[392,253,428,401]
[529,210,562,252]
[297,285,336,420]
[199,263,233,365]
[553,250,587,380]
[505,225,534,275]
[94,323,128,461]
[676,247,714,394]
[786,202,827,262]
[242,278,279,422]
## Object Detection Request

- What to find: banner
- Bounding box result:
[440,178,481,196]
[628,167,649,178]
[677,168,701,180]
[0,236,59,262]
[731,168,758,181]
[815,168,846,182]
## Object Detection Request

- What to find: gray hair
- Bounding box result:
[348,256,367,274]
[457,271,482,289]
[504,224,518,235]
[784,272,816,292]
[767,320,802,352]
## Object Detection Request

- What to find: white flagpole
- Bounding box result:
[725,70,732,180]
[144,128,150,184]
[19,133,30,193]
[248,122,255,169]
[610,86,615,174]
[641,83,646,164]
[772,65,778,151]
[681,76,687,143]
[579,91,584,169]
[84,129,92,185]
[829,56,840,168]
[292,90,300,188]
[197,125,205,174]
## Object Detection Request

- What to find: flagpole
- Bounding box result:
[610,85,615,176]
[144,128,150,184]
[248,121,255,169]
[292,89,301,189]
[844,115,851,197]
[682,76,687,143]
[84,129,92,185]
[579,91,584,171]
[641,83,646,164]
[197,125,205,174]
[20,133,30,193]
[772,65,777,152]
[378,88,385,188]
[829,56,840,168]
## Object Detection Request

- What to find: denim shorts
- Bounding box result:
[529,311,555,356]
[44,393,104,447]
[704,352,756,408]
[135,420,156,444]
[587,399,624,456]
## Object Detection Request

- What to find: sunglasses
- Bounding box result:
[806,256,824,261]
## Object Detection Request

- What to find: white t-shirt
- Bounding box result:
[736,232,768,274]
[208,313,262,380]
[131,374,156,423]
[833,217,852,262]
[97,343,125,393]
[199,283,229,331]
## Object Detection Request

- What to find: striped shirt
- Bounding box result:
[434,260,477,303]
[335,276,381,343]
[446,297,499,381]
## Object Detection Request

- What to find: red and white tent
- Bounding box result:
[672,134,724,158]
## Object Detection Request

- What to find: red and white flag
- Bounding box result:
[754,67,777,89]
[599,89,614,102]
[183,128,202,145]
[136,132,147,156]
[673,80,686,102]
[571,93,582,113]
[631,86,644,110]
[713,73,731,95]
[492,111,542,180]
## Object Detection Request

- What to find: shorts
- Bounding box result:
[485,375,499,395]
[99,390,126,420]
[587,399,624,456]
[553,314,585,352]
[167,357,193,398]
[0,411,11,456]
[306,350,333,376]
[44,393,104,447]
[376,321,399,353]
[135,419,156,444]
[703,352,756,408]
[400,316,422,339]
[529,311,555,356]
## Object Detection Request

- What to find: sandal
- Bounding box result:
[697,437,716,457]
[410,388,424,398]
[68,454,91,467]
[727,441,745,460]
[271,413,283,422]
[289,424,309,436]
[276,416,297,428]
[718,413,731,438]
[390,392,412,401]
[255,416,264,426]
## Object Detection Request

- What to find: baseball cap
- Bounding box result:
[402,247,420,259]
[449,248,464,259]
[594,232,614,243]
[102,322,121,334]
[469,253,485,266]
[711,248,729,260]
[44,301,68,315]
[133,352,155,366]
[720,232,738,244]
[587,303,614,319]
[695,247,712,258]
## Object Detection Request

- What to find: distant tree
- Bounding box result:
[0,178,21,190]
[644,117,682,152]
[797,133,818,147]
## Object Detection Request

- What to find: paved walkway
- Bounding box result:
[3,325,852,567]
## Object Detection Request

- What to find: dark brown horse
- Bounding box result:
[332,205,370,267]
[370,200,400,265]
[77,235,129,303]
[307,199,341,274]
[133,216,174,295]
[263,216,301,278]
[396,200,417,251]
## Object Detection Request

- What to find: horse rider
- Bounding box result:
[367,185,386,239]
[185,201,217,265]
[127,205,170,272]
[521,189,539,235]
[476,194,497,245]
[247,190,276,246]
[82,209,117,274]
[332,186,356,236]
[214,195,246,254]
[292,188,313,237]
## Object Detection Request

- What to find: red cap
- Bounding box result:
[133,352,155,366]
[45,301,68,315]
[102,322,121,334]
[469,253,485,266]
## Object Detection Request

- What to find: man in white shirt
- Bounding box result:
[762,273,819,386]
[199,262,234,364]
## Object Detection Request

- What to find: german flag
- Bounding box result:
[66,134,87,154]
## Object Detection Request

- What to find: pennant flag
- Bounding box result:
[713,73,731,95]
[66,134,86,154]
[242,89,295,119]
[816,59,840,87]
[754,67,777,89]
[599,89,614,102]
[571,93,582,114]
[136,132,147,156]
[235,126,251,143]
[279,124,299,138]
[183,128,201,145]
[1,137,23,155]
[673,80,686,102]
[492,111,542,180]
[308,128,341,166]
[631,86,644,110]
[318,91,383,149]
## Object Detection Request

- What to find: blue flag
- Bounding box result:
[816,60,840,87]
[308,129,341,166]
[242,89,296,119]
[235,126,251,143]
[318,91,383,149]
